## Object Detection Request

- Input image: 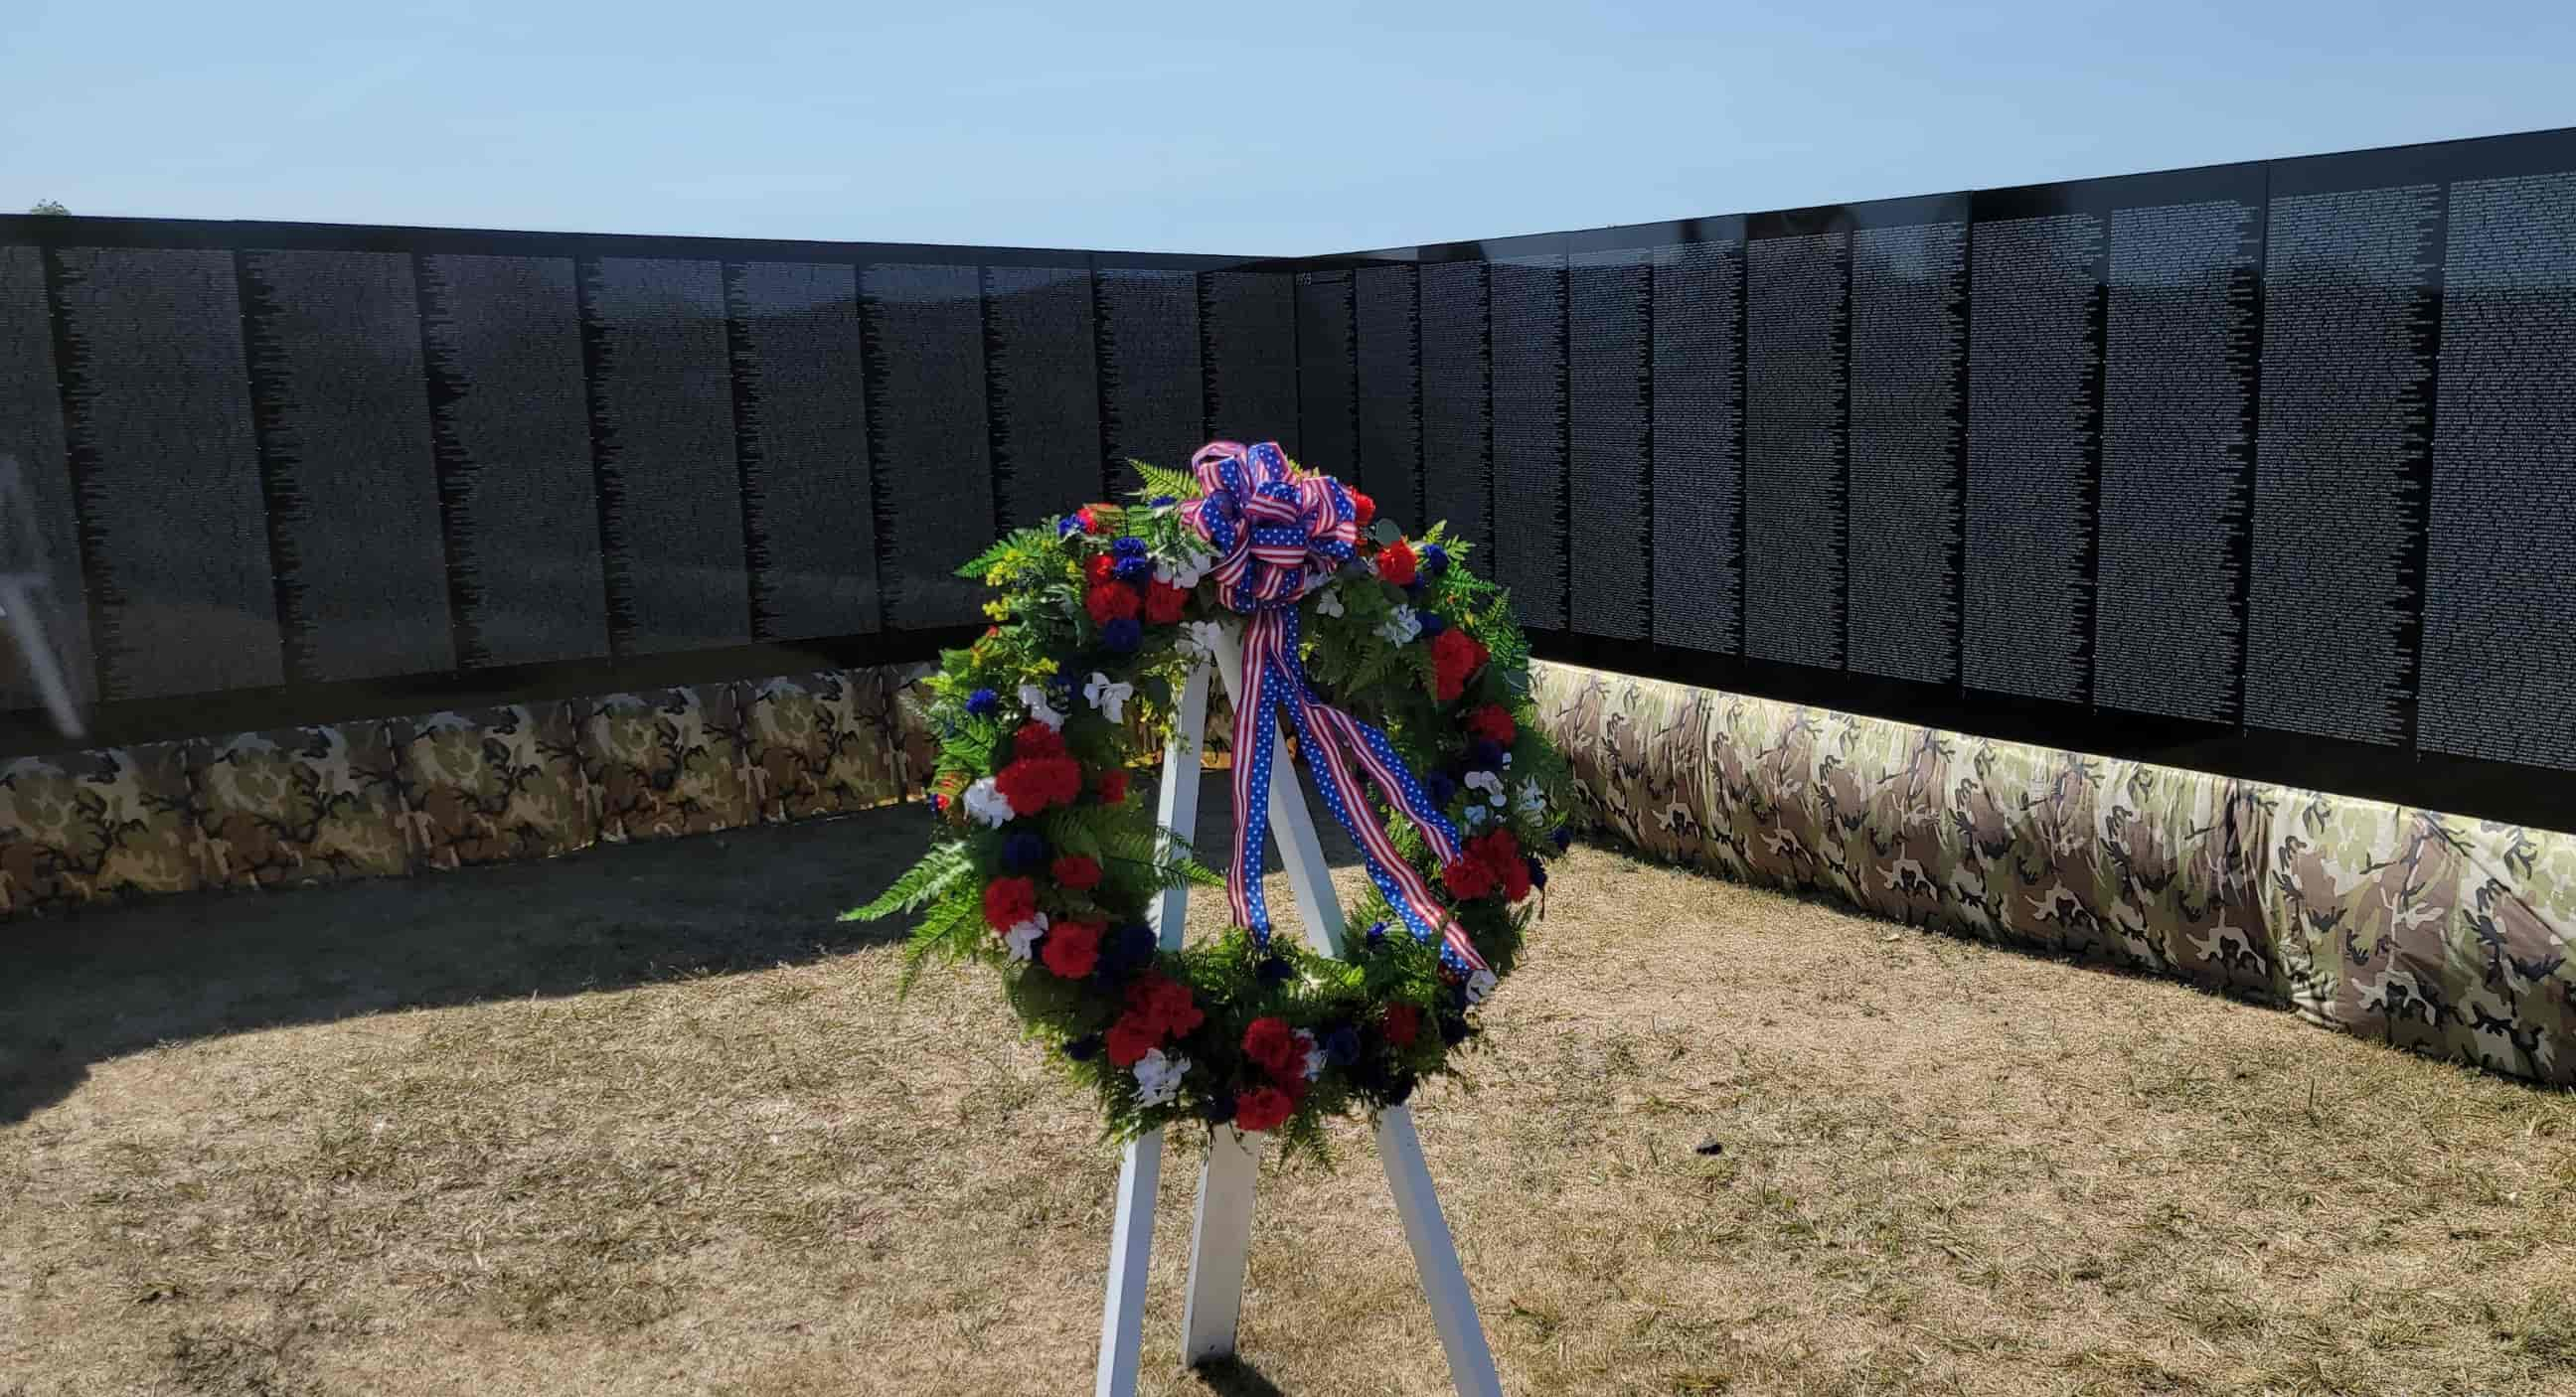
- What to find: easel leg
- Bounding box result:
[1094,1128,1166,1397]
[1180,1124,1263,1365]
[1377,1106,1504,1397]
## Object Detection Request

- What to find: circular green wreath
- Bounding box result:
[853,444,1571,1155]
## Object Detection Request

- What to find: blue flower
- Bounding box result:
[1056,516,1082,538]
[1425,772,1456,807]
[965,687,999,717]
[1323,1024,1361,1066]
[1149,495,1176,508]
[1438,1014,1471,1046]
[1418,612,1446,637]
[1111,536,1148,559]
[1365,921,1388,949]
[1467,739,1505,772]
[1404,577,1426,601]
[1063,1033,1103,1062]
[1096,922,1157,979]
[1004,831,1049,871]
[1255,956,1293,987]
[1422,543,1449,576]
[1204,1091,1237,1124]
[1113,554,1152,582]
[1527,856,1548,890]
[1552,825,1572,852]
[1101,617,1142,652]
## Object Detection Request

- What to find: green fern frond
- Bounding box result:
[952,538,1017,580]
[1127,460,1203,501]
[845,841,975,921]
[896,890,983,995]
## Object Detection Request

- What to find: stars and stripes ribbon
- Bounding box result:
[1180,441,1489,979]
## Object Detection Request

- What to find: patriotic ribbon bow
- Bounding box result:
[1179,441,1488,982]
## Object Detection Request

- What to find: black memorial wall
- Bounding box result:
[0,218,1295,747]
[1269,128,2575,828]
[1,127,2569,828]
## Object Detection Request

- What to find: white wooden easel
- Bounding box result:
[1092,626,1503,1397]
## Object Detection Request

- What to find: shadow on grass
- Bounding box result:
[1190,1356,1290,1397]
[0,770,1366,1127]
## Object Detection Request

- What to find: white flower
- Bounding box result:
[1463,969,1498,1005]
[1315,586,1345,618]
[1018,683,1064,729]
[1002,913,1047,962]
[1296,1030,1325,1081]
[1083,671,1134,723]
[1460,803,1491,829]
[1155,551,1211,589]
[1181,619,1226,663]
[962,776,1014,828]
[1132,1048,1191,1107]
[1375,605,1421,645]
[1464,769,1508,807]
[1516,777,1547,818]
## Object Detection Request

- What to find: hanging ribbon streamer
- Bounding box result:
[1179,441,1489,980]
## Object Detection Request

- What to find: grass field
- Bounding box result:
[5,788,2572,1396]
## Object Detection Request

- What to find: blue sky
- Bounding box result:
[6,1,2571,255]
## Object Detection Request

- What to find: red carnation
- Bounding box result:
[1349,490,1376,527]
[1077,505,1104,535]
[1051,854,1101,890]
[982,876,1038,930]
[1042,919,1102,979]
[1377,538,1418,586]
[1095,768,1130,805]
[1014,721,1065,761]
[1143,580,1189,625]
[1379,1002,1421,1050]
[1106,1013,1161,1067]
[1462,704,1516,746]
[1234,1085,1294,1133]
[1451,828,1530,903]
[1431,629,1490,702]
[1086,554,1117,586]
[1128,974,1206,1038]
[1086,582,1140,625]
[996,757,1076,816]
[1242,1016,1305,1082]
[1442,855,1497,901]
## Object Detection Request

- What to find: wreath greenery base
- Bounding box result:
[853,451,1570,1161]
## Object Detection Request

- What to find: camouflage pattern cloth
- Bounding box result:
[401,701,596,870]
[742,671,907,821]
[0,743,200,914]
[580,685,756,843]
[2260,794,2575,1085]
[189,722,411,887]
[887,663,942,803]
[1530,661,2574,1087]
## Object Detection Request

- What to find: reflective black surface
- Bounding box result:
[0,217,1274,747]
[1254,126,2576,828]
[2,128,2572,831]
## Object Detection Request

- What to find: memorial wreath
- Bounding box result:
[853,441,1572,1156]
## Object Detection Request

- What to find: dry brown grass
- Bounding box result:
[4,795,2572,1397]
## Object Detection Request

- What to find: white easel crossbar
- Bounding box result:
[1090,625,1502,1397]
